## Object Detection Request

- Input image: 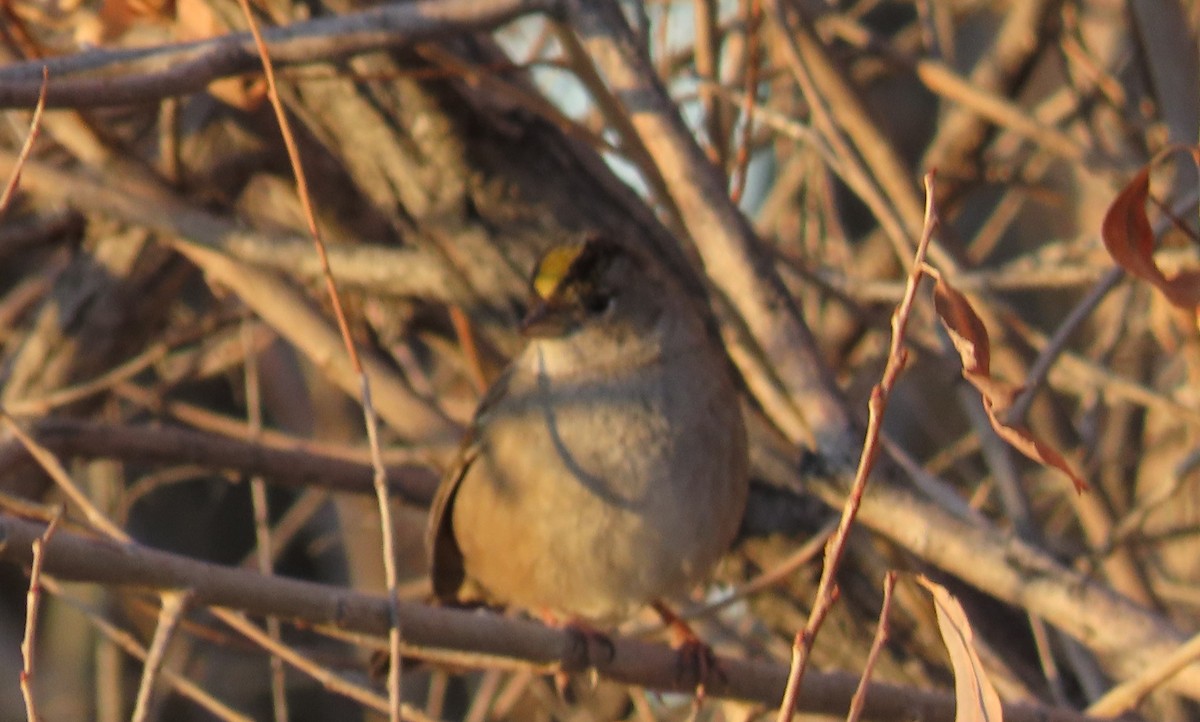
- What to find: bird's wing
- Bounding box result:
[425,367,513,600]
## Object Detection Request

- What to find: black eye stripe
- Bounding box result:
[562,237,621,287]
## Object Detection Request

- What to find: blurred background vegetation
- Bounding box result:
[0,0,1198,720]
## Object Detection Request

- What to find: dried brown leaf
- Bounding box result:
[1101,148,1200,309]
[917,576,1004,722]
[932,276,991,375]
[933,274,1087,493]
[981,402,1086,494]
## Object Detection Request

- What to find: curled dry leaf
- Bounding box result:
[1100,146,1200,310]
[917,576,1004,722]
[932,274,1088,493]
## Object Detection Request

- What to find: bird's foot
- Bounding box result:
[540,612,615,699]
[652,600,724,705]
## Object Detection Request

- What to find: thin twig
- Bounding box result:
[729,0,762,205]
[41,576,252,722]
[776,171,939,722]
[448,305,489,395]
[1,413,131,542]
[241,313,290,722]
[19,507,61,722]
[5,337,176,417]
[1088,628,1200,717]
[0,66,47,216]
[846,572,898,722]
[233,3,404,718]
[8,73,54,722]
[130,590,194,722]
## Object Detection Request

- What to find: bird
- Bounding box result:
[426,233,748,626]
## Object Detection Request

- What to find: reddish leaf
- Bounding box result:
[982,403,1087,494]
[1101,165,1156,279]
[933,274,1088,493]
[933,276,991,376]
[1101,150,1200,309]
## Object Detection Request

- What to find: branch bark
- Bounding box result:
[0,512,1099,722]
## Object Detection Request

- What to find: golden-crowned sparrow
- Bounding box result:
[427,234,748,623]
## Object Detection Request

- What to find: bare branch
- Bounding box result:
[0,0,559,108]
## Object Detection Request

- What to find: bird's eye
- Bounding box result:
[584,291,614,315]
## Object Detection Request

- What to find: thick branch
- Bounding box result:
[0,513,1095,722]
[802,467,1200,700]
[0,0,558,108]
[0,419,438,503]
[568,0,852,454]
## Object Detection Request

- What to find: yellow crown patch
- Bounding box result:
[532,243,587,300]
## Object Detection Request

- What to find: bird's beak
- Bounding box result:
[520,299,576,338]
